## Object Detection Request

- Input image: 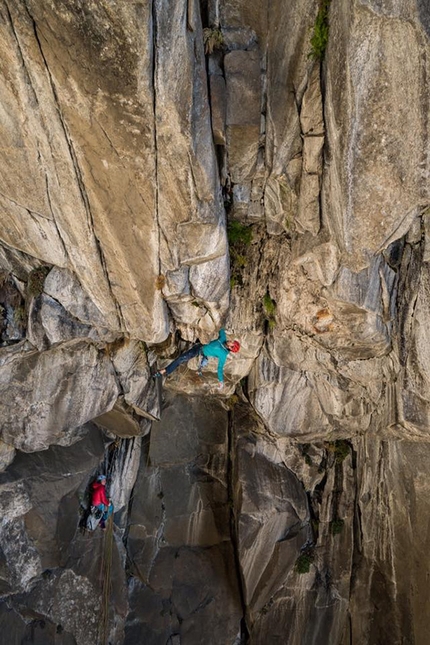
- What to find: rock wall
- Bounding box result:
[1,0,430,643]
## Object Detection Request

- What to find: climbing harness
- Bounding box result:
[85,505,104,531]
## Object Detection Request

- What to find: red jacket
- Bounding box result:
[91,481,109,507]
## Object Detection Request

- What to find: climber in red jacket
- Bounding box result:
[91,475,109,506]
[91,475,113,529]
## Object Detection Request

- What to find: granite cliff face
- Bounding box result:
[1,1,430,643]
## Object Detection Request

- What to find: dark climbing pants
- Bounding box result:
[165,343,202,376]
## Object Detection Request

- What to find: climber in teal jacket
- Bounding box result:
[155,328,240,387]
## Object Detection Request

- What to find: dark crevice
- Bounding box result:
[305,491,319,543]
[350,442,363,595]
[313,471,328,505]
[199,0,209,28]
[227,407,250,645]
[396,237,424,367]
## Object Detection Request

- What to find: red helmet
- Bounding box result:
[229,340,240,353]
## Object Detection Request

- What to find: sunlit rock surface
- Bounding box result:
[1,0,430,643]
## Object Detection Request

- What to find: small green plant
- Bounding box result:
[228,221,253,289]
[295,551,314,574]
[263,292,276,330]
[326,440,350,464]
[330,518,344,535]
[333,440,350,464]
[234,254,247,269]
[268,318,276,331]
[263,292,276,317]
[227,220,253,246]
[203,27,224,55]
[13,306,26,324]
[227,394,239,409]
[309,0,330,60]
[27,266,50,297]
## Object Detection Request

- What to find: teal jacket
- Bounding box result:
[202,328,229,383]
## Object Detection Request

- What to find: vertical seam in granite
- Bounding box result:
[227,407,250,644]
[21,0,125,331]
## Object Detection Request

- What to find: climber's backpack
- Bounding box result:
[86,505,103,531]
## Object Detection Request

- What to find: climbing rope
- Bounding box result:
[97,513,114,645]
[96,439,120,644]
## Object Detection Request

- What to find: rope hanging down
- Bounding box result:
[98,513,114,645]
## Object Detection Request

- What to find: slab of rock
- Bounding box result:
[0,0,231,343]
[302,135,324,174]
[275,249,395,361]
[95,401,150,439]
[265,0,316,176]
[249,346,375,439]
[126,393,242,642]
[324,1,429,270]
[264,175,299,235]
[249,350,331,439]
[0,440,15,472]
[349,436,430,644]
[399,257,430,435]
[153,0,230,336]
[43,267,118,331]
[0,1,125,329]
[28,294,118,351]
[225,50,261,183]
[108,437,142,525]
[0,340,119,451]
[111,340,160,420]
[300,63,324,136]
[297,172,321,235]
[209,73,227,145]
[233,408,310,611]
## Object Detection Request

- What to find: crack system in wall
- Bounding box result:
[21,0,125,332]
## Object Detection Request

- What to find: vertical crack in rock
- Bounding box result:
[1,1,430,641]
[150,0,185,278]
[21,0,124,331]
[146,467,167,584]
[151,0,163,279]
[43,168,69,263]
[227,406,250,644]
[397,238,423,367]
[350,441,363,600]
[317,60,326,234]
[3,0,38,105]
[418,41,429,202]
